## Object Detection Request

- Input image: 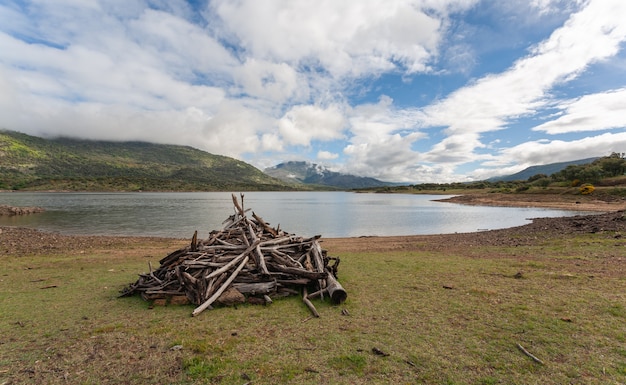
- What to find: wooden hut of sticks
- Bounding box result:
[120,194,347,317]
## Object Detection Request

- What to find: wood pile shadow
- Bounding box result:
[121,194,347,317]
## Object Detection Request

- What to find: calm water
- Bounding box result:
[0,191,587,238]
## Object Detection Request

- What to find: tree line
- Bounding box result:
[372,153,626,193]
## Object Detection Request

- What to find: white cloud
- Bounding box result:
[129,8,238,77]
[343,131,426,180]
[348,96,425,140]
[317,150,338,160]
[211,0,475,78]
[260,133,284,152]
[232,59,305,103]
[278,104,347,146]
[533,88,626,134]
[530,0,586,16]
[472,132,626,179]
[424,133,486,163]
[199,100,274,157]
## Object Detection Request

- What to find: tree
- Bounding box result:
[597,155,626,177]
[528,173,547,182]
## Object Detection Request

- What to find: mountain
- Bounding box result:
[488,157,600,182]
[0,130,292,191]
[264,161,392,189]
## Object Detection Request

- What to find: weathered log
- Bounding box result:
[193,255,249,317]
[231,193,245,216]
[266,249,303,268]
[247,223,270,275]
[271,264,327,280]
[159,248,189,267]
[190,230,198,252]
[324,269,347,304]
[275,278,312,286]
[231,281,276,295]
[252,211,278,237]
[205,272,227,300]
[310,241,326,300]
[205,240,259,280]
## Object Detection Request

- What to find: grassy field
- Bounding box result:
[1,229,625,384]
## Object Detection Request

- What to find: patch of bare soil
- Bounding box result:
[435,192,626,212]
[0,226,184,257]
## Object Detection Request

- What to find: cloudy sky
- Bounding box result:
[1,0,625,182]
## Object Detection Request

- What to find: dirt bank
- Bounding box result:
[435,193,626,212]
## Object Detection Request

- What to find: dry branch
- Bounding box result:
[516,343,544,365]
[121,193,347,317]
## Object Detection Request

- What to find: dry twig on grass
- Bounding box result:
[516,343,544,365]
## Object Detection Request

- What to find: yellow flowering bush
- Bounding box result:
[579,184,595,195]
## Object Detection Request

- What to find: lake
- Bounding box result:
[0,191,587,238]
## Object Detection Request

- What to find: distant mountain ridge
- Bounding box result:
[264,161,392,189]
[488,157,600,182]
[0,130,291,191]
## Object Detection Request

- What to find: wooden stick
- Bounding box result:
[302,287,319,318]
[205,273,227,300]
[148,261,163,284]
[193,255,249,317]
[204,240,259,280]
[516,343,544,365]
[247,223,270,275]
[231,193,245,216]
[306,288,327,299]
[252,212,278,237]
[231,281,276,294]
[272,264,327,280]
[190,230,198,252]
[310,241,326,300]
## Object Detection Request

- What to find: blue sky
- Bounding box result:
[1,0,625,182]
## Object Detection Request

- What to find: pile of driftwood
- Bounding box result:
[121,194,347,317]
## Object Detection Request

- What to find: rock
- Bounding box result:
[152,299,167,306]
[169,295,190,305]
[216,287,245,306]
[0,205,45,216]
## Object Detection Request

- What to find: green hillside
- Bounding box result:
[0,130,294,191]
[487,157,600,182]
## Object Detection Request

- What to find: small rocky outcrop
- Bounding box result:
[0,205,45,216]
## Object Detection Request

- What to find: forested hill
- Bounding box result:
[0,130,293,191]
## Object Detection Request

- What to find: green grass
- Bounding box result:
[1,232,625,384]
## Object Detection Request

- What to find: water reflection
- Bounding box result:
[0,191,587,238]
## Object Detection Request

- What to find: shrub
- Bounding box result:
[579,184,595,195]
[515,185,530,192]
[531,177,551,187]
